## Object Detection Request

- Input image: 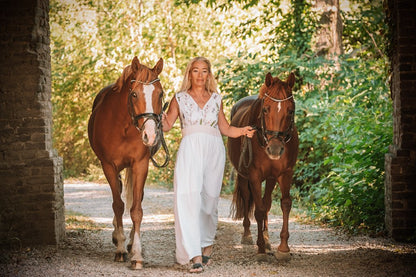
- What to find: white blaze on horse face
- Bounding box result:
[142,84,157,145]
[277,102,281,113]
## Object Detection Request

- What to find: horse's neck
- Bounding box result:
[247,98,262,126]
[101,87,130,119]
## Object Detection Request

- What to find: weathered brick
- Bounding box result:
[0,0,64,246]
[385,0,416,241]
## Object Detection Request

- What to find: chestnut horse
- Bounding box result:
[228,72,298,259]
[88,57,167,269]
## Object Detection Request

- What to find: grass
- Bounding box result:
[65,210,106,233]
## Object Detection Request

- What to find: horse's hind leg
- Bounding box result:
[275,173,292,260]
[263,178,276,251]
[102,162,127,262]
[237,176,253,245]
[251,179,267,254]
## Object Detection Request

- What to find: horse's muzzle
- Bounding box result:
[141,121,159,147]
[266,140,285,160]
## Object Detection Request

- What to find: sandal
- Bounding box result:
[202,245,213,266]
[189,262,204,273]
[202,255,211,266]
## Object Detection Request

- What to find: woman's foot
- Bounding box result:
[190,256,204,273]
[202,255,211,266]
[202,245,213,266]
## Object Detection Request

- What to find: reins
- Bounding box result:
[128,78,170,168]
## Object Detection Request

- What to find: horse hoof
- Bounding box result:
[114,252,128,262]
[265,242,272,251]
[131,260,143,270]
[255,253,271,262]
[241,236,253,245]
[274,250,291,261]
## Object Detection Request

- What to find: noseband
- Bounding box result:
[127,77,170,168]
[256,93,295,147]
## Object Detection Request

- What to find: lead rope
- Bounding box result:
[238,135,252,173]
[150,129,170,168]
[149,102,170,168]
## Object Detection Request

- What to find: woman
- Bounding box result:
[162,57,255,273]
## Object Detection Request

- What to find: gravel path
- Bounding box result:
[1,181,415,276]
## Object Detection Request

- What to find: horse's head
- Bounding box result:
[115,56,164,147]
[257,72,295,160]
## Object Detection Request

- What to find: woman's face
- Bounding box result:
[190,60,209,88]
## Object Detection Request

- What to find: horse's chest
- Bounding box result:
[253,157,288,177]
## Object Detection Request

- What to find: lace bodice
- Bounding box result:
[175,91,221,130]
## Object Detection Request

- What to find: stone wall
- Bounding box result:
[0,0,65,246]
[385,0,416,241]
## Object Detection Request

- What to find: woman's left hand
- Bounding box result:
[242,126,256,138]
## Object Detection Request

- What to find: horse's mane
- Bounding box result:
[92,64,134,112]
[93,62,156,113]
[113,63,155,92]
[248,97,263,126]
[113,65,133,92]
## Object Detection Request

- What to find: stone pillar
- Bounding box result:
[0,0,65,245]
[385,0,416,241]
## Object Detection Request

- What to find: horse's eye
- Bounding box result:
[132,92,137,98]
[263,106,270,114]
[159,91,164,99]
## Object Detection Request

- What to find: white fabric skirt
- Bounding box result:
[174,128,225,264]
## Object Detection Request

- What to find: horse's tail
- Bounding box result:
[230,176,254,220]
[123,167,133,214]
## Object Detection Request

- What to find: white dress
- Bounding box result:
[174,91,226,265]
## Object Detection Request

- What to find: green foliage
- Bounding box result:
[299,2,391,234]
[302,55,391,233]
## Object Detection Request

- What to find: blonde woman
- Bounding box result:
[162,57,255,273]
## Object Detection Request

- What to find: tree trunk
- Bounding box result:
[313,0,344,64]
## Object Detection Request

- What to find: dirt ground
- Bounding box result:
[1,181,415,277]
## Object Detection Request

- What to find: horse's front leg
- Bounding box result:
[275,172,293,260]
[129,164,147,270]
[263,178,276,251]
[102,162,127,262]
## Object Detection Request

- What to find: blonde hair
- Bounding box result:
[179,57,218,93]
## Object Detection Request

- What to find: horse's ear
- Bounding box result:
[153,58,163,76]
[131,56,141,74]
[265,72,273,87]
[287,72,295,89]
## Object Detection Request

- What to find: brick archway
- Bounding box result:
[384,0,416,241]
[0,0,64,245]
[0,0,414,246]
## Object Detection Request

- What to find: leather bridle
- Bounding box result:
[256,93,295,147]
[127,78,170,168]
